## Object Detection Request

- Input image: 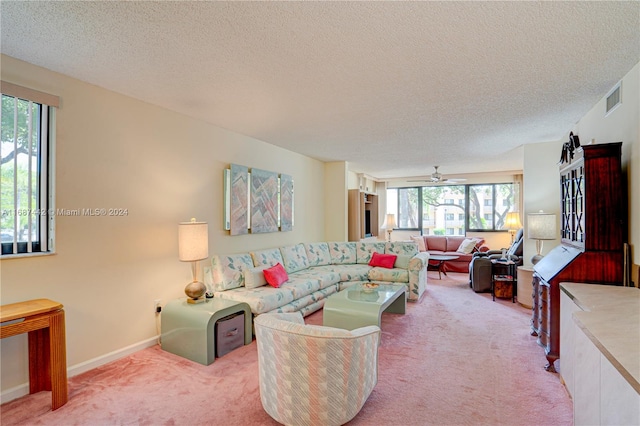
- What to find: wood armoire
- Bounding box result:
[531,142,626,372]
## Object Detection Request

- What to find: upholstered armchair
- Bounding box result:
[469,229,524,293]
[254,312,380,426]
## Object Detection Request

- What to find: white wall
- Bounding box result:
[522,141,562,267]
[0,55,327,395]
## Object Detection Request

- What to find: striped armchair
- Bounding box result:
[254,312,380,426]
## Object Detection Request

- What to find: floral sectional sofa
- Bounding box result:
[204,241,430,320]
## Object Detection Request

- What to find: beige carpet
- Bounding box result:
[0,272,572,425]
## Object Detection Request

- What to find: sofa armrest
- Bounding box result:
[408,252,430,271]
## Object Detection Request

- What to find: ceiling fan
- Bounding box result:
[407,166,467,184]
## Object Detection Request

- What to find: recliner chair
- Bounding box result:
[469,228,524,292]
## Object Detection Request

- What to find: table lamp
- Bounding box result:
[527,211,556,265]
[384,214,396,242]
[178,218,209,303]
[503,212,522,244]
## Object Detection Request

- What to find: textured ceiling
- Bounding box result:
[1,1,639,180]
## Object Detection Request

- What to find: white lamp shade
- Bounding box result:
[503,212,522,231]
[527,212,557,240]
[384,213,397,230]
[178,220,209,261]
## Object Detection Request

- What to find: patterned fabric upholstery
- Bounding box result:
[356,242,387,264]
[304,242,332,266]
[368,267,409,283]
[208,241,431,316]
[254,312,380,426]
[250,248,285,268]
[385,241,419,256]
[279,243,310,273]
[210,253,255,291]
[214,285,295,314]
[328,242,357,264]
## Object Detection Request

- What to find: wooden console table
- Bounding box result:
[0,299,68,410]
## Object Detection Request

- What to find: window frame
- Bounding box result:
[389,182,517,234]
[1,82,56,258]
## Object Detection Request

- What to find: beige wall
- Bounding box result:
[573,62,639,278]
[522,62,639,280]
[0,55,327,394]
[324,161,348,241]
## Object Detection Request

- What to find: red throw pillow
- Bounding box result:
[263,263,289,288]
[368,252,397,269]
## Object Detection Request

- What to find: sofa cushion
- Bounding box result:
[280,243,310,273]
[328,242,357,265]
[279,277,322,299]
[289,269,341,289]
[456,238,478,254]
[304,242,332,267]
[385,241,419,257]
[215,285,295,315]
[267,286,340,316]
[356,242,387,264]
[244,265,268,289]
[368,252,397,269]
[394,254,412,269]
[310,264,371,282]
[424,236,447,252]
[411,236,426,252]
[264,263,289,288]
[251,248,284,268]
[368,267,409,283]
[211,253,255,291]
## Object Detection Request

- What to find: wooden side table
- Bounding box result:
[491,260,517,303]
[161,297,252,365]
[0,299,68,410]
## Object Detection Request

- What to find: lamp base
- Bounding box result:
[531,254,544,265]
[185,280,206,303]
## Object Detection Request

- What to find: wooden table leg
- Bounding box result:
[27,309,68,410]
[49,310,68,410]
[28,327,51,393]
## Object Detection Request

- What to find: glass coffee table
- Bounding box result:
[322,283,406,330]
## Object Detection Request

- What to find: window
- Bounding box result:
[1,82,57,256]
[389,182,517,234]
[467,183,517,231]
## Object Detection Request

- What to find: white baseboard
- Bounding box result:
[0,335,159,405]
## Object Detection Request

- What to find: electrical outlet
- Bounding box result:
[154,299,161,314]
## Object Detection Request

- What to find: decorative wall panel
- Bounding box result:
[229,164,249,235]
[280,174,293,232]
[250,168,279,233]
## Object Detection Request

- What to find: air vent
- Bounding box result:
[606,83,621,115]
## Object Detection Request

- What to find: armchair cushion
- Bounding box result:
[255,312,380,426]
